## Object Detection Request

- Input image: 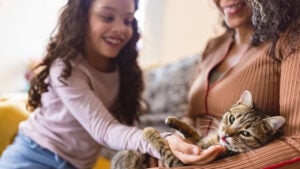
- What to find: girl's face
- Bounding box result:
[211,0,251,29]
[84,0,135,61]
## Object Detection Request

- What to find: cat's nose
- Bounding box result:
[225,128,235,136]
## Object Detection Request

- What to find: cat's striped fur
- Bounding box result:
[111,90,285,168]
[111,150,146,169]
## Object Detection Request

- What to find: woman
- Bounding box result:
[0,0,160,169]
[167,0,300,168]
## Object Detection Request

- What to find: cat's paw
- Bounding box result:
[165,116,179,126]
[143,127,161,142]
[143,127,185,168]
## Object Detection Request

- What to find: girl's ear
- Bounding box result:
[237,90,253,108]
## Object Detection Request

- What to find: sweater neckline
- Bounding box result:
[77,54,119,77]
[209,37,251,89]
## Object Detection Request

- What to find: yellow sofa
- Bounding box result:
[0,94,29,155]
[0,93,110,169]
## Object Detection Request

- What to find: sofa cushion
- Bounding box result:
[140,54,199,131]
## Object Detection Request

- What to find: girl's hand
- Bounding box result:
[166,134,226,165]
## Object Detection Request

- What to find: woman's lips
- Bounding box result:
[223,2,244,16]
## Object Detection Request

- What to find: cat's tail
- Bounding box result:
[111,150,146,169]
[143,127,184,167]
[165,116,201,144]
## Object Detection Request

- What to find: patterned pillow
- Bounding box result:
[140,54,199,131]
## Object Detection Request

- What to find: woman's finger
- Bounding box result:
[172,145,219,164]
[194,146,224,165]
[172,145,225,164]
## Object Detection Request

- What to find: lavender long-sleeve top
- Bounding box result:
[20,55,159,169]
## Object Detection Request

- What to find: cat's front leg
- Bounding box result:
[143,127,185,167]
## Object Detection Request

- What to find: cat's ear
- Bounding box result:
[237,90,253,108]
[263,116,286,134]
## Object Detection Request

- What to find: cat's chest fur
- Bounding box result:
[197,131,220,149]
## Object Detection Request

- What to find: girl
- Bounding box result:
[0,0,159,169]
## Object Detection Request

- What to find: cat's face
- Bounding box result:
[217,90,285,152]
[218,104,269,152]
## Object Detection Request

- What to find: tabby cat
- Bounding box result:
[111,90,285,168]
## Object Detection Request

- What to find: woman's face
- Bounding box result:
[211,0,251,29]
[84,0,135,60]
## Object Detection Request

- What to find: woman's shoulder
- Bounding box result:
[276,19,300,60]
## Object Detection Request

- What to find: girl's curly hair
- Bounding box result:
[27,0,145,126]
[248,0,300,58]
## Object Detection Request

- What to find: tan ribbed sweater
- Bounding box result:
[184,29,300,168]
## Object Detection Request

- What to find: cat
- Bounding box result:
[110,150,146,169]
[111,90,285,168]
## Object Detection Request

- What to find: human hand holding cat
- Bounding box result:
[166,134,226,165]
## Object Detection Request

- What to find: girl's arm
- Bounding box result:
[49,63,160,158]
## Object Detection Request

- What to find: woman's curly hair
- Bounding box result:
[248,0,300,58]
[27,0,145,126]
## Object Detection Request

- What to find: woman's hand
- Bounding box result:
[166,134,226,165]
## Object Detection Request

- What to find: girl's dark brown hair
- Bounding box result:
[27,0,144,125]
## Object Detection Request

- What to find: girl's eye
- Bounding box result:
[100,15,114,22]
[241,131,251,137]
[124,18,134,26]
[229,115,235,124]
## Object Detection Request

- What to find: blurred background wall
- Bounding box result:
[0,0,224,94]
[0,0,67,94]
[139,0,224,67]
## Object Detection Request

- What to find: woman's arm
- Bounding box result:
[167,48,300,168]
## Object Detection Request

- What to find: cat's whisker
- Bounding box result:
[243,142,259,158]
[200,118,221,126]
[236,140,259,159]
[197,125,219,131]
[206,115,221,126]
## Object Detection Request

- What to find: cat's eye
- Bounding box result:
[229,115,235,124]
[241,131,251,137]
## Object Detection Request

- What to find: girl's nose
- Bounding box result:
[112,20,127,34]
